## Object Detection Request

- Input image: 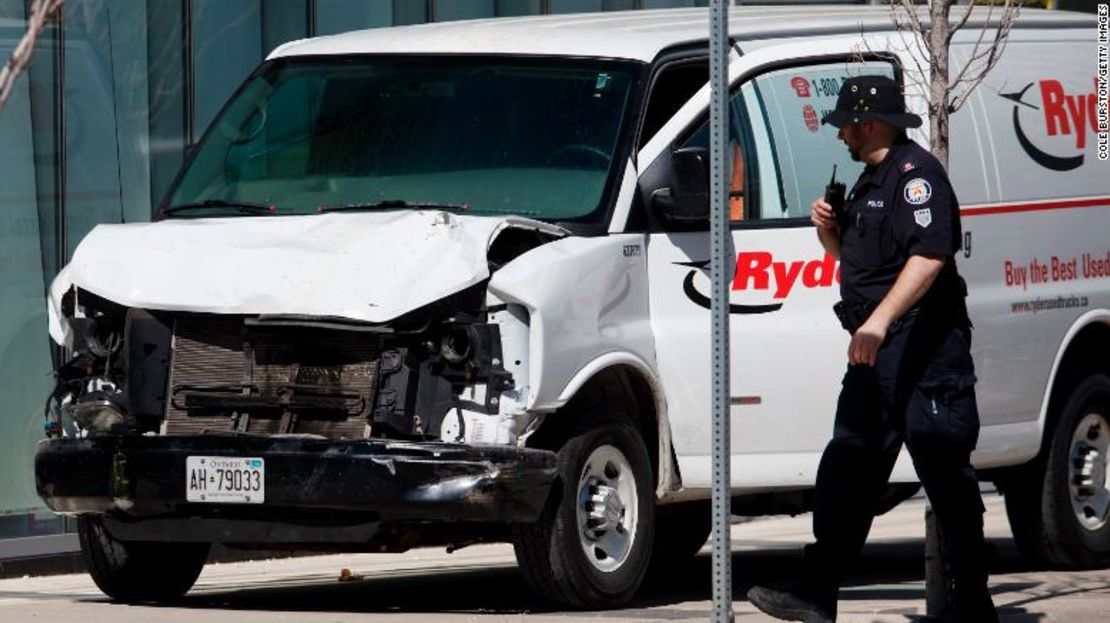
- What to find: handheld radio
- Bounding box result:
[824,165,846,219]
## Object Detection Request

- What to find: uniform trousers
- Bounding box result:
[803,309,995,618]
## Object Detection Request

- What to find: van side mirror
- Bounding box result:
[652,147,710,226]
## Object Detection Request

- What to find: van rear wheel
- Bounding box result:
[512,407,654,609]
[78,517,210,602]
[1004,374,1110,568]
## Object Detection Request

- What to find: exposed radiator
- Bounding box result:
[164,317,379,438]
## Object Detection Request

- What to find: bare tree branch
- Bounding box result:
[900,0,931,55]
[949,3,996,87]
[883,0,1021,167]
[0,0,64,115]
[949,0,978,41]
[887,0,931,94]
[948,0,1020,114]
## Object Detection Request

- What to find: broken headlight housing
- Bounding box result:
[45,289,130,437]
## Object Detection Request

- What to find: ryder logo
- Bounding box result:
[791,77,811,97]
[1001,79,1098,171]
[679,252,840,314]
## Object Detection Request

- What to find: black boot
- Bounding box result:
[952,579,998,623]
[747,585,836,622]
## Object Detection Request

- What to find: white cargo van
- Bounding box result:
[34,6,1108,609]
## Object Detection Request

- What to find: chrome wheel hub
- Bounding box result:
[587,483,624,533]
[1069,412,1110,532]
[576,444,638,572]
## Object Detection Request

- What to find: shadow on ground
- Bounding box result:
[93,537,1091,620]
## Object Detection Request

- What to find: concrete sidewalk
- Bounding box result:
[1,493,1108,621]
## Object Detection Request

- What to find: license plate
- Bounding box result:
[186,456,265,503]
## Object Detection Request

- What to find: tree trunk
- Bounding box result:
[928,0,951,170]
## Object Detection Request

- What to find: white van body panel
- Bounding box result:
[634,16,1105,490]
[944,24,1110,467]
[488,234,656,413]
[1037,311,1110,433]
[47,211,565,344]
[267,7,1089,64]
[641,35,927,490]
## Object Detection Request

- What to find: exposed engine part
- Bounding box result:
[123,309,173,427]
[45,293,134,438]
[165,316,379,438]
[51,286,526,444]
[70,318,123,358]
[440,325,477,363]
[372,322,514,439]
[63,379,128,433]
[487,227,564,272]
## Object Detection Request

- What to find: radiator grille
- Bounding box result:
[164,317,378,438]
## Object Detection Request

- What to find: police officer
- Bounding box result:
[746,75,998,622]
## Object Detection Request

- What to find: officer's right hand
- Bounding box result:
[811,197,837,230]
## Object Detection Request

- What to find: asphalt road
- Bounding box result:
[2,494,1109,622]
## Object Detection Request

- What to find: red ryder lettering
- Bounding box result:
[732,252,840,298]
[1040,79,1099,149]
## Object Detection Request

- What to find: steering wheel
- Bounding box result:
[545,144,612,168]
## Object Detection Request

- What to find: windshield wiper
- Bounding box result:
[161,199,276,217]
[318,199,470,214]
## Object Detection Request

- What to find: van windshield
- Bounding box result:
[164,56,639,224]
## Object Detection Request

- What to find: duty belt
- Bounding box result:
[833,300,875,334]
[833,300,922,335]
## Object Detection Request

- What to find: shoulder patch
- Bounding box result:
[914,208,932,228]
[903,177,932,205]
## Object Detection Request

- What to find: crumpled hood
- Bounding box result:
[48,210,565,345]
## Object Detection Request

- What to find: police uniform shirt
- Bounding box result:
[838,136,963,308]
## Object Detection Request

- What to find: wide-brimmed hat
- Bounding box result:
[821,75,922,129]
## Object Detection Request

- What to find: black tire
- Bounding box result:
[512,407,654,609]
[78,516,210,602]
[1004,373,1110,568]
[648,501,711,575]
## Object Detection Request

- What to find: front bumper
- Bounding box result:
[36,435,557,532]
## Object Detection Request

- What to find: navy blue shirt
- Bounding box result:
[838,137,964,308]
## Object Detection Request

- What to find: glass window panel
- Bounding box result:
[25,4,59,282]
[681,60,896,222]
[748,61,895,219]
[393,0,428,25]
[63,0,125,256]
[435,0,495,21]
[496,0,541,15]
[602,0,638,10]
[0,0,58,526]
[643,0,698,7]
[551,0,603,13]
[166,57,638,223]
[263,0,310,55]
[316,0,392,35]
[0,512,65,540]
[192,0,262,137]
[106,3,151,225]
[147,0,186,207]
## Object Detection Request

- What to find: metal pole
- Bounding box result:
[708,1,733,622]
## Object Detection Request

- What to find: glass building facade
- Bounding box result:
[0,0,727,551]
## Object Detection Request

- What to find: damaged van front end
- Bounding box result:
[33,50,651,606]
[35,210,566,550]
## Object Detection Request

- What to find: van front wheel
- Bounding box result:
[78,517,210,602]
[512,410,654,609]
[1005,374,1110,568]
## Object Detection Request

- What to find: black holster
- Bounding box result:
[833,300,876,334]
